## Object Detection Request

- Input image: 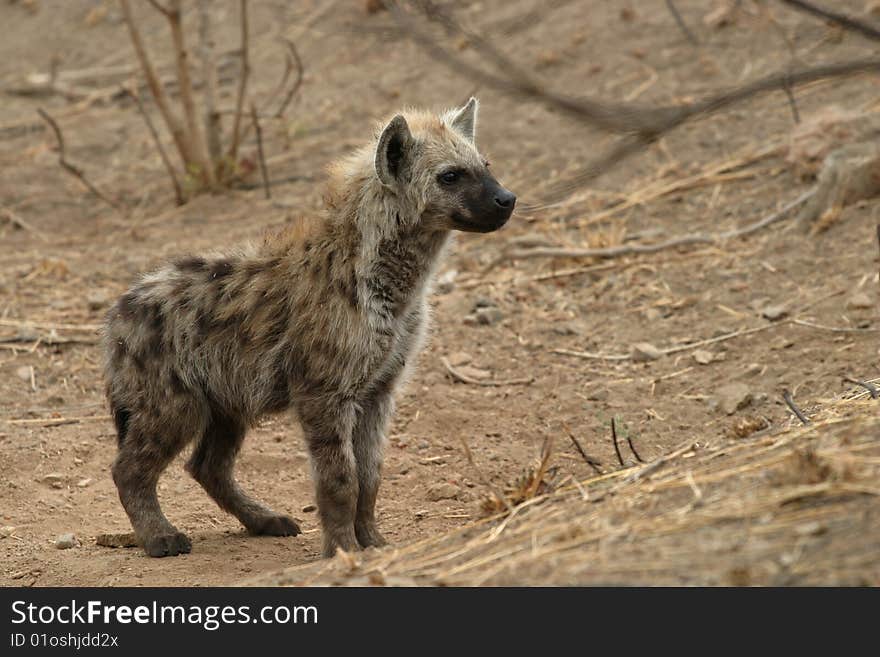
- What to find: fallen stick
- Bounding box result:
[6,414,111,426]
[441,357,534,386]
[506,190,814,262]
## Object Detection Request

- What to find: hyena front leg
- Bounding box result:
[352,389,393,549]
[111,413,192,558]
[299,399,360,557]
[186,410,300,537]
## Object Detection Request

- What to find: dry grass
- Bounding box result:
[246,384,880,586]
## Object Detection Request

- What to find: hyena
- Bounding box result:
[103,98,515,558]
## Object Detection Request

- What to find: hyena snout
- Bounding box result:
[453,175,517,233]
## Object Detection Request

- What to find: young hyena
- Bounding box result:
[103,98,515,558]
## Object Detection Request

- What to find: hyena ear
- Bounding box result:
[449,97,478,143]
[375,114,413,188]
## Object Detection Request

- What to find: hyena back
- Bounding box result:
[104,98,515,558]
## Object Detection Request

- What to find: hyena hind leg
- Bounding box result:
[185,411,301,538]
[111,413,192,558]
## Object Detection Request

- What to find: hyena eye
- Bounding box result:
[438,170,460,185]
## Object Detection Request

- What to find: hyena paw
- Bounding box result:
[142,531,192,558]
[355,522,387,549]
[248,514,301,537]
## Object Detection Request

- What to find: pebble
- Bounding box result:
[55,533,76,550]
[587,389,609,402]
[475,307,504,325]
[15,366,32,382]
[693,349,714,365]
[447,351,472,367]
[301,504,317,513]
[76,478,92,488]
[0,525,14,539]
[847,292,873,310]
[426,482,460,502]
[40,473,66,489]
[631,342,664,361]
[713,383,753,415]
[761,304,789,321]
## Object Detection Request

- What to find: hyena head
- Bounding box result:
[373,97,516,234]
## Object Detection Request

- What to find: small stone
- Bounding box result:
[0,525,14,538]
[795,521,827,537]
[745,363,763,376]
[447,351,472,367]
[475,307,503,325]
[87,291,110,311]
[15,366,32,382]
[455,365,491,381]
[96,532,138,548]
[587,388,609,402]
[301,504,317,513]
[693,349,714,365]
[462,314,478,326]
[761,304,789,321]
[473,297,495,309]
[714,383,753,415]
[55,533,76,549]
[426,482,460,502]
[631,342,664,361]
[771,337,794,350]
[551,321,584,336]
[847,292,873,310]
[76,478,92,488]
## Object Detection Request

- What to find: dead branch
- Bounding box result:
[504,189,814,262]
[124,86,184,205]
[119,0,195,170]
[228,0,251,162]
[778,0,880,42]
[36,108,120,210]
[665,0,699,46]
[198,0,222,165]
[164,0,215,187]
[0,207,46,240]
[782,389,811,425]
[274,38,305,117]
[441,357,534,387]
[562,423,603,475]
[251,103,271,200]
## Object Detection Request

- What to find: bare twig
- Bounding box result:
[665,0,699,46]
[125,86,184,205]
[782,389,811,425]
[562,423,603,474]
[166,0,215,187]
[228,0,251,162]
[611,417,625,467]
[36,108,120,210]
[251,103,271,200]
[441,357,534,386]
[459,436,513,514]
[844,377,879,399]
[793,319,880,333]
[505,190,815,262]
[274,38,305,117]
[120,0,195,169]
[778,0,880,42]
[198,0,222,166]
[626,433,645,464]
[0,207,46,240]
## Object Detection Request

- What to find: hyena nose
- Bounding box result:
[494,189,516,210]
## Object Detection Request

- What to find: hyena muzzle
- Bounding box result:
[103,98,515,558]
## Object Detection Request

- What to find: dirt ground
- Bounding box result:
[1,1,878,586]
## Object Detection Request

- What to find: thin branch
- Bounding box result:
[782,389,810,425]
[778,0,880,42]
[119,0,195,169]
[0,207,46,240]
[228,0,251,161]
[274,38,305,117]
[611,418,625,467]
[251,103,271,200]
[441,357,534,387]
[166,0,215,187]
[562,423,603,475]
[665,0,699,46]
[844,377,879,399]
[124,86,184,205]
[506,189,814,262]
[36,108,120,210]
[198,0,222,166]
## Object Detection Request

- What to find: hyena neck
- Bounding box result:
[353,190,451,322]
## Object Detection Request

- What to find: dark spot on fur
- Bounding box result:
[169,370,187,395]
[117,292,138,319]
[175,256,207,272]
[210,260,235,279]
